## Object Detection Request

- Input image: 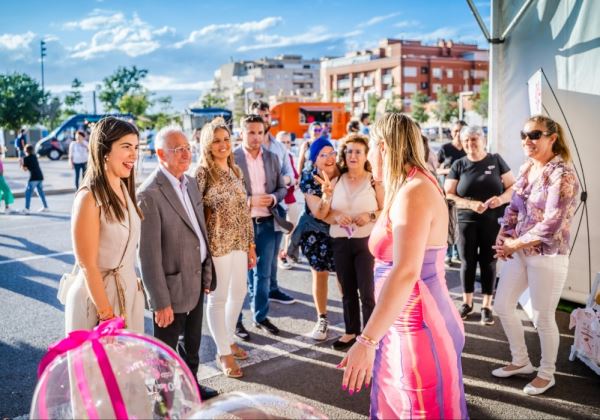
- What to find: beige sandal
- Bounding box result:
[231,344,249,360]
[216,355,243,378]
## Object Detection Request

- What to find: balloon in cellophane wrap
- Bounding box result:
[30,318,202,419]
[190,391,328,419]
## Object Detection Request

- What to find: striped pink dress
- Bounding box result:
[367,169,468,419]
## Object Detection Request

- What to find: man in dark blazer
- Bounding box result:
[234,114,288,338]
[137,126,218,400]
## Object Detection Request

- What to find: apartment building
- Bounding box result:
[321,38,489,114]
[214,54,321,109]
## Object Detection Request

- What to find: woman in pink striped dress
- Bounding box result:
[339,113,467,419]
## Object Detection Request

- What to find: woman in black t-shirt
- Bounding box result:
[445,126,516,325]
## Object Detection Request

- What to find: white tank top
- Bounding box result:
[329,173,378,238]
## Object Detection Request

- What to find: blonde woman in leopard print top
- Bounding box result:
[194,117,255,378]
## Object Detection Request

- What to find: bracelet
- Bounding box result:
[356,334,379,349]
[97,307,114,321]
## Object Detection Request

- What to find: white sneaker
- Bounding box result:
[37,207,50,213]
[492,362,536,378]
[21,208,30,214]
[278,257,293,270]
[6,208,18,214]
[311,317,328,341]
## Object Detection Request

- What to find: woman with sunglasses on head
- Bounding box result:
[339,113,467,418]
[322,134,383,351]
[295,138,340,340]
[444,126,516,325]
[297,122,324,173]
[491,115,579,395]
[194,117,256,378]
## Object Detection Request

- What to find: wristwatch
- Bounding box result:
[369,211,377,222]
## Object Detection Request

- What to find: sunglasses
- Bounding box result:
[520,130,551,141]
[313,128,322,133]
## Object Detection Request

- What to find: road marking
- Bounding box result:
[0,251,73,265]
[197,323,346,380]
[0,220,67,232]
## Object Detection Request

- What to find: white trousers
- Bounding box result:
[494,250,569,380]
[206,250,248,356]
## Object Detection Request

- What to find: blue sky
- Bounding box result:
[1,0,490,112]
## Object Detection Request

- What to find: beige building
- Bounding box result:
[321,38,489,114]
[214,54,321,110]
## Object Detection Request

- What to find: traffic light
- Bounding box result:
[40,40,46,58]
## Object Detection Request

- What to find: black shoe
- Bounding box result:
[235,322,251,341]
[332,337,356,351]
[459,303,473,320]
[199,385,219,400]
[480,307,495,325]
[253,318,280,335]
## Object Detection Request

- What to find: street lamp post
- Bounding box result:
[40,40,47,93]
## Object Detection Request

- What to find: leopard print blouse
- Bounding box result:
[195,165,254,257]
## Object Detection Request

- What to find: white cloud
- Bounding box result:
[174,16,283,48]
[67,12,170,59]
[358,12,402,28]
[0,31,36,50]
[142,75,213,91]
[238,26,362,52]
[63,10,125,31]
[394,20,420,29]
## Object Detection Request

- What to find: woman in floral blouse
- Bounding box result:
[195,117,256,379]
[492,115,579,396]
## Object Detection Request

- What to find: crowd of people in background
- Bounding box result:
[52,102,580,414]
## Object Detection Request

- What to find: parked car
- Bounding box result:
[35,113,134,160]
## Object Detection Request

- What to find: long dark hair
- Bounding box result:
[82,117,142,222]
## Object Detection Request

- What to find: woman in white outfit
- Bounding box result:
[195,117,257,378]
[65,117,145,334]
[492,115,580,395]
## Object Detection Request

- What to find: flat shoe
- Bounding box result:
[523,377,555,395]
[332,337,356,351]
[492,362,536,378]
[216,356,243,379]
[231,346,249,360]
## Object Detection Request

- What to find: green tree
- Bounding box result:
[63,78,84,116]
[99,66,148,111]
[232,88,245,127]
[43,96,63,130]
[385,94,404,113]
[118,93,151,117]
[367,94,380,122]
[0,72,45,131]
[432,87,458,124]
[472,79,489,118]
[411,91,430,124]
[200,92,227,109]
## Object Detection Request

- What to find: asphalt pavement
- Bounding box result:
[1,159,599,419]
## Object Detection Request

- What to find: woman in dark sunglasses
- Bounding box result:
[492,115,579,396]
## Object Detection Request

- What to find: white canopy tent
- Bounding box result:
[467,0,598,303]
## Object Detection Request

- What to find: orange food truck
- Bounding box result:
[270,102,350,141]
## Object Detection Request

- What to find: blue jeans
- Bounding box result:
[270,230,284,293]
[25,180,48,210]
[74,162,87,189]
[247,217,277,322]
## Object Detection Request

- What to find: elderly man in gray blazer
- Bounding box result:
[233,114,289,339]
[137,126,218,400]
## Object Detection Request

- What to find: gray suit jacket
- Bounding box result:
[233,146,287,203]
[233,146,291,230]
[137,168,216,313]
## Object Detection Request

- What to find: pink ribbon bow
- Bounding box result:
[37,318,128,419]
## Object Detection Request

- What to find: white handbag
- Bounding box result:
[57,263,79,305]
